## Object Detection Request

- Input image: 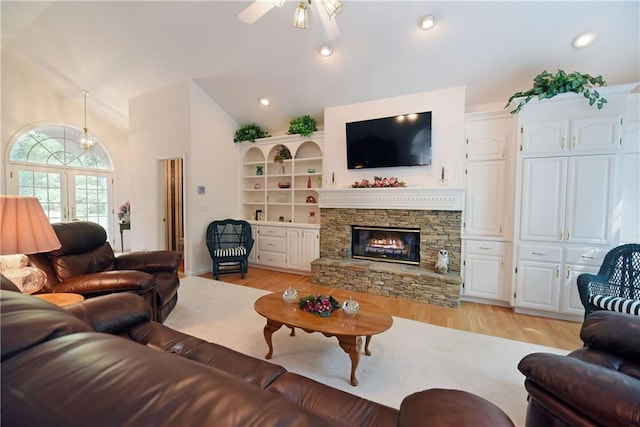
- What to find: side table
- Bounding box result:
[34,293,84,307]
[119,222,131,253]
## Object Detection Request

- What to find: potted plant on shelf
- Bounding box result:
[287,115,317,137]
[273,145,292,163]
[233,123,271,143]
[505,69,607,114]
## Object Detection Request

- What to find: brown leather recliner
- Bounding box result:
[28,221,181,323]
[518,310,640,426]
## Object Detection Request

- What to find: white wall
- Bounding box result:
[1,51,130,246]
[323,86,466,188]
[129,81,240,276]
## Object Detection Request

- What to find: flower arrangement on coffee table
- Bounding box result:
[299,294,341,318]
[351,176,406,188]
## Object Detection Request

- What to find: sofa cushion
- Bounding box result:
[267,371,399,427]
[0,291,92,361]
[589,294,640,315]
[128,321,286,388]
[49,242,116,281]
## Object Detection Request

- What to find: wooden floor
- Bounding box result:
[198,267,583,351]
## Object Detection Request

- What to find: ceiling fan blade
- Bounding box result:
[238,0,276,24]
[311,0,341,40]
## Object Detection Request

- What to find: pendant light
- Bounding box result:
[292,1,308,29]
[78,90,97,151]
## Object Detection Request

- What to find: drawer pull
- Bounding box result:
[478,246,492,250]
[581,255,597,260]
[532,252,548,256]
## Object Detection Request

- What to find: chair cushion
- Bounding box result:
[214,246,247,257]
[589,294,640,315]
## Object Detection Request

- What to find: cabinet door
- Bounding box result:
[562,264,597,315]
[516,260,561,312]
[521,120,569,155]
[465,160,506,237]
[248,226,258,263]
[300,229,319,270]
[464,254,505,300]
[520,157,566,242]
[466,117,512,161]
[570,116,621,154]
[564,155,614,244]
[286,229,301,270]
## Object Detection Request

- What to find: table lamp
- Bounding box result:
[0,196,62,293]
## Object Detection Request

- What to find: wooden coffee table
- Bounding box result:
[34,293,84,307]
[254,292,393,386]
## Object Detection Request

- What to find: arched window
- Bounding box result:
[7,124,114,231]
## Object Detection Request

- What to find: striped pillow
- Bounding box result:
[214,247,247,257]
[589,294,640,316]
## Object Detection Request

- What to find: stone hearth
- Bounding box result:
[310,188,464,308]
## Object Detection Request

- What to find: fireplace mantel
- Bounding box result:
[316,187,465,211]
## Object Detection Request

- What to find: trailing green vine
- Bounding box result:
[505,69,607,114]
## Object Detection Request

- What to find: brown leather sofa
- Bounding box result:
[0,285,514,427]
[28,221,181,322]
[518,310,640,426]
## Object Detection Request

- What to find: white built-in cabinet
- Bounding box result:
[239,132,322,274]
[461,113,515,304]
[512,91,630,321]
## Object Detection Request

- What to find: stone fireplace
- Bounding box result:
[310,187,464,308]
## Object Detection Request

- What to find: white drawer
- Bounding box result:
[259,236,286,253]
[259,251,286,268]
[259,226,286,237]
[518,244,562,262]
[465,240,507,256]
[564,247,610,266]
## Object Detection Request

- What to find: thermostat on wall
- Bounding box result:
[197,186,205,194]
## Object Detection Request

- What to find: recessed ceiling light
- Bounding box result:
[319,45,333,57]
[418,15,436,30]
[259,98,270,107]
[573,31,597,48]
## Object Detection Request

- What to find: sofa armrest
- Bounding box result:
[115,250,182,273]
[518,353,640,426]
[398,389,514,427]
[65,293,153,334]
[46,270,155,296]
[581,310,640,362]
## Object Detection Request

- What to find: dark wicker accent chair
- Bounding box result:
[577,243,640,319]
[206,219,254,280]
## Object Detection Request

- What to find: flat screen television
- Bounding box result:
[346,111,432,169]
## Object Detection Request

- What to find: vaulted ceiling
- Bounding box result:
[2,1,638,133]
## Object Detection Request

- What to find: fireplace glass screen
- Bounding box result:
[351,226,420,265]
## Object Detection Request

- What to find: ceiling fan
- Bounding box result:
[238,0,343,41]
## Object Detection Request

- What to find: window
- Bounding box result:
[7,124,113,231]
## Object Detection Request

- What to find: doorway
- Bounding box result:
[161,158,185,267]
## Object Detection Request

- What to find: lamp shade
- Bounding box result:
[0,196,61,255]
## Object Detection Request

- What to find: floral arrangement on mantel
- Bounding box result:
[118,201,130,223]
[351,176,406,188]
[299,294,341,317]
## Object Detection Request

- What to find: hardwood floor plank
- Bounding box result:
[198,267,583,351]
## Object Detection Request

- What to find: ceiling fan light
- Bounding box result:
[271,0,286,7]
[323,0,343,19]
[418,15,436,30]
[292,2,308,29]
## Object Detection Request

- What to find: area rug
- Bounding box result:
[165,276,568,426]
